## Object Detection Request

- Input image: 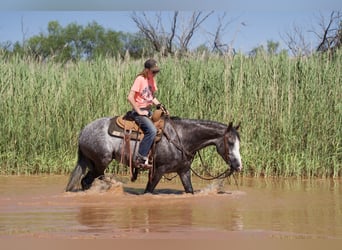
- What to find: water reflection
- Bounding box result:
[76,195,244,234]
[77,205,192,233]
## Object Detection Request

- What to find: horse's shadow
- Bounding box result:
[123,186,184,195]
[66,177,185,195]
[67,176,231,196]
[103,176,185,195]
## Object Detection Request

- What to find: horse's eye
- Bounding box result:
[227,135,235,144]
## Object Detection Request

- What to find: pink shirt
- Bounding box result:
[130,75,158,108]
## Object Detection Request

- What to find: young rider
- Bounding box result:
[127,59,168,169]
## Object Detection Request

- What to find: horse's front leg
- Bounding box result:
[178,168,194,194]
[144,171,163,194]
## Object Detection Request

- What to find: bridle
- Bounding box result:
[191,131,238,181]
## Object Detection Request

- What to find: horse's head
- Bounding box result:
[219,122,242,172]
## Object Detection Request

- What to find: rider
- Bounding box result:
[127,58,168,169]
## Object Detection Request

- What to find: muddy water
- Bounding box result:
[0,175,341,239]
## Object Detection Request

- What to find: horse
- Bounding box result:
[65,116,242,194]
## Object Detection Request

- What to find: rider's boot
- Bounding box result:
[135,154,152,170]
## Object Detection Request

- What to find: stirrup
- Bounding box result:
[135,162,152,170]
[135,156,152,170]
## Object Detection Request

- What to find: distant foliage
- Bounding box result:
[1,21,153,62]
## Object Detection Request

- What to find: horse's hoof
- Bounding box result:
[81,178,92,190]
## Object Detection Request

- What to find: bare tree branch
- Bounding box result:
[282,24,312,56]
[314,11,342,52]
[178,11,214,52]
[316,11,335,51]
[20,15,29,47]
[131,12,164,54]
[282,10,342,56]
[131,11,214,56]
[168,11,178,54]
[212,13,230,54]
[204,12,241,55]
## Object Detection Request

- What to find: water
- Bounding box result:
[0,175,341,239]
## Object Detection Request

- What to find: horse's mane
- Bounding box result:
[168,116,227,128]
[169,116,181,120]
[167,116,240,140]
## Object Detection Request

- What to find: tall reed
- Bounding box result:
[0,51,341,177]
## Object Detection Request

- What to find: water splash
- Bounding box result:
[87,176,124,194]
[198,179,231,195]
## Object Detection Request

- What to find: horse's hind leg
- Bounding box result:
[81,164,108,190]
[81,171,94,190]
[81,153,112,190]
[81,159,96,190]
[66,148,89,192]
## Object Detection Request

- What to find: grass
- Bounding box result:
[0,51,341,177]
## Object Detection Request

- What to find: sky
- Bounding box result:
[0,1,341,53]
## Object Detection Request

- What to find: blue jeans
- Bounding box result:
[132,111,157,158]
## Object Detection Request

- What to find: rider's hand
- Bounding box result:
[163,108,170,116]
[157,104,169,116]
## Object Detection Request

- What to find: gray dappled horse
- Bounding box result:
[65,116,242,194]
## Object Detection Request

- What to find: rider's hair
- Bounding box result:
[137,68,149,79]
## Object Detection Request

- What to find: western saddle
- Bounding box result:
[108,109,165,180]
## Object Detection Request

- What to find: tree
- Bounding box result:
[131,11,214,56]
[266,40,280,55]
[120,32,154,58]
[210,13,243,55]
[79,21,122,59]
[25,21,124,62]
[282,24,312,57]
[249,40,281,56]
[315,11,342,53]
[131,12,169,56]
[177,11,214,54]
[194,44,210,55]
[283,11,342,56]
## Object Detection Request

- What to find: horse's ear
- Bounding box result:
[227,122,233,130]
[235,122,241,130]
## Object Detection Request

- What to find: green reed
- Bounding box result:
[0,51,341,177]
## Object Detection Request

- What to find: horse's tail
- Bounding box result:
[65,146,87,192]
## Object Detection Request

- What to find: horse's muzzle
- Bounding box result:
[229,159,242,172]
